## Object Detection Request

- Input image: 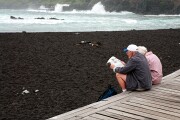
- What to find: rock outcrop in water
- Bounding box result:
[10,16,24,19]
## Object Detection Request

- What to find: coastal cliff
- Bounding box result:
[0,0,179,14]
[101,0,180,14]
[68,0,180,15]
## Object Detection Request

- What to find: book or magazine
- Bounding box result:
[106,56,124,67]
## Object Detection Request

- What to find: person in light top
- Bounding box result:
[137,46,163,85]
[110,44,152,92]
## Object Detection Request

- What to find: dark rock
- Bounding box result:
[49,18,59,20]
[10,16,17,19]
[35,17,45,19]
[18,17,24,19]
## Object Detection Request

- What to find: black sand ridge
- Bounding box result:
[0,29,180,120]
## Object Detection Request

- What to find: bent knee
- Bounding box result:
[116,73,127,80]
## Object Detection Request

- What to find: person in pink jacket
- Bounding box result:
[137,46,163,85]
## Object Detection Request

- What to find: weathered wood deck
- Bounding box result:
[48,69,180,120]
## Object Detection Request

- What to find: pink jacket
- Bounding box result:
[145,51,163,84]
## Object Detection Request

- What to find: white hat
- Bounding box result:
[137,46,147,55]
[124,44,138,52]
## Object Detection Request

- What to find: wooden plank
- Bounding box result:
[91,91,132,108]
[115,101,180,120]
[66,116,83,120]
[125,98,180,115]
[175,75,180,79]
[140,92,180,103]
[147,91,180,99]
[109,106,170,120]
[155,87,180,94]
[121,101,180,117]
[75,94,135,118]
[97,110,137,120]
[149,90,180,99]
[162,79,180,85]
[143,90,180,99]
[48,92,131,120]
[99,109,152,120]
[142,89,180,98]
[157,85,180,91]
[174,78,180,82]
[136,94,180,107]
[88,113,117,120]
[130,97,180,110]
[162,69,180,82]
[82,115,102,120]
[48,107,95,120]
[160,82,180,88]
[164,79,180,83]
[136,92,180,105]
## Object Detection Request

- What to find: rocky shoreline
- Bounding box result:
[1,29,180,120]
[1,0,180,14]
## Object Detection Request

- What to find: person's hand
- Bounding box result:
[121,60,126,65]
[110,64,115,69]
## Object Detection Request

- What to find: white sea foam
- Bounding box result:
[4,19,64,24]
[145,14,180,17]
[121,19,137,24]
[39,5,48,10]
[119,11,135,15]
[51,2,108,14]
[0,6,180,32]
[54,4,69,12]
[26,2,134,15]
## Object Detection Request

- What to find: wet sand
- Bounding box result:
[1,29,180,120]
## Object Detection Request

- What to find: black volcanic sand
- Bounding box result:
[1,29,180,120]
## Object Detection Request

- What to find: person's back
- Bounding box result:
[146,51,163,84]
[118,52,152,90]
[137,46,163,85]
[111,44,152,92]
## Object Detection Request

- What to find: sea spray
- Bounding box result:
[54,4,69,12]
[91,2,106,13]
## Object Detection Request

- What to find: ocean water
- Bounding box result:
[0,2,180,32]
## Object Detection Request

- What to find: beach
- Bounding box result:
[1,29,180,120]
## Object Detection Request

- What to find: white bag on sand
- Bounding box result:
[107,56,124,67]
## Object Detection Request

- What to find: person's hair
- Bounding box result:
[137,46,147,55]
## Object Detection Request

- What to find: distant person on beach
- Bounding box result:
[110,44,152,92]
[137,46,163,85]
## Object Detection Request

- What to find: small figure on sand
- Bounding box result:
[75,41,102,47]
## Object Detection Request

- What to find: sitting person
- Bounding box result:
[137,46,163,85]
[110,44,152,92]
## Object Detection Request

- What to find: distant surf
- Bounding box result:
[0,2,180,32]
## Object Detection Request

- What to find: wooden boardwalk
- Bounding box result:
[48,69,180,120]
